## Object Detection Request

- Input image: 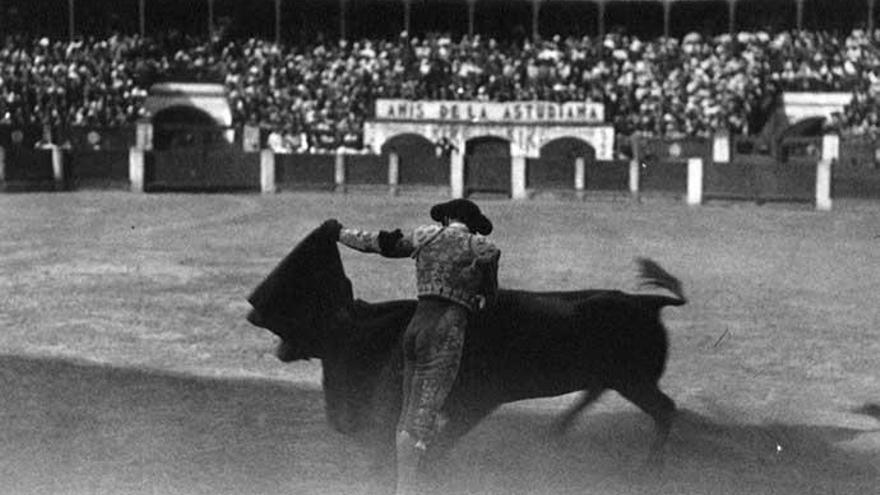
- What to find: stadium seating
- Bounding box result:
[2,29,880,151]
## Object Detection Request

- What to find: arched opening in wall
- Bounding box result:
[147,105,257,192]
[152,106,228,151]
[382,133,450,186]
[778,116,825,163]
[465,136,511,196]
[529,137,596,190]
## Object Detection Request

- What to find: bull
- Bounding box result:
[246,221,686,493]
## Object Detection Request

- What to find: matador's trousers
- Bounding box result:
[395,297,468,495]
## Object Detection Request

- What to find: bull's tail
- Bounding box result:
[635,257,687,307]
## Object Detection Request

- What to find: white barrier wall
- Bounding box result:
[123,132,838,208]
[298,152,636,200]
[680,134,838,210]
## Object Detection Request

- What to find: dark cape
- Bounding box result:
[246,221,352,341]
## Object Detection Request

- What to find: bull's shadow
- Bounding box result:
[437,404,880,495]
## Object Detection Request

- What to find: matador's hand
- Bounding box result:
[378,229,404,256]
[322,219,343,240]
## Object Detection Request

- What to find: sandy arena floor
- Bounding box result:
[1,191,878,494]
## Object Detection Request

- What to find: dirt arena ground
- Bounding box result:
[1,191,878,495]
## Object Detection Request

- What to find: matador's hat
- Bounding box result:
[430,199,493,235]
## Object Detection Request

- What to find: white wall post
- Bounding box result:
[511,153,528,199]
[136,121,154,150]
[242,125,260,152]
[334,150,346,193]
[817,134,838,211]
[260,149,276,193]
[450,148,465,198]
[388,152,400,196]
[713,131,730,164]
[628,158,640,201]
[687,157,704,206]
[816,160,832,211]
[574,156,586,200]
[51,145,64,189]
[129,147,145,193]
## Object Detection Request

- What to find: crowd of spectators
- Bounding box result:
[4,27,880,151]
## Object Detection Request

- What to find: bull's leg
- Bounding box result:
[616,383,676,467]
[360,363,403,495]
[552,386,605,436]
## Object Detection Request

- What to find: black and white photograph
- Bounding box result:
[0,0,879,494]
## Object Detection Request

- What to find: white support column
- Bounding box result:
[51,145,64,189]
[511,153,528,200]
[687,157,704,206]
[574,156,586,200]
[662,0,671,38]
[531,0,541,41]
[450,148,465,199]
[466,0,476,38]
[139,0,145,37]
[129,147,145,193]
[260,149,276,194]
[403,0,412,34]
[728,0,737,34]
[208,0,215,38]
[339,0,348,41]
[334,151,346,193]
[870,0,876,34]
[0,146,5,182]
[388,152,400,196]
[275,0,282,44]
[628,158,640,201]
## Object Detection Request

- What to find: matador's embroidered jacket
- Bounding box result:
[339,222,501,312]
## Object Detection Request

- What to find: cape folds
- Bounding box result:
[246,221,350,341]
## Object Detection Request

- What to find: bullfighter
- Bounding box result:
[331,198,501,495]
